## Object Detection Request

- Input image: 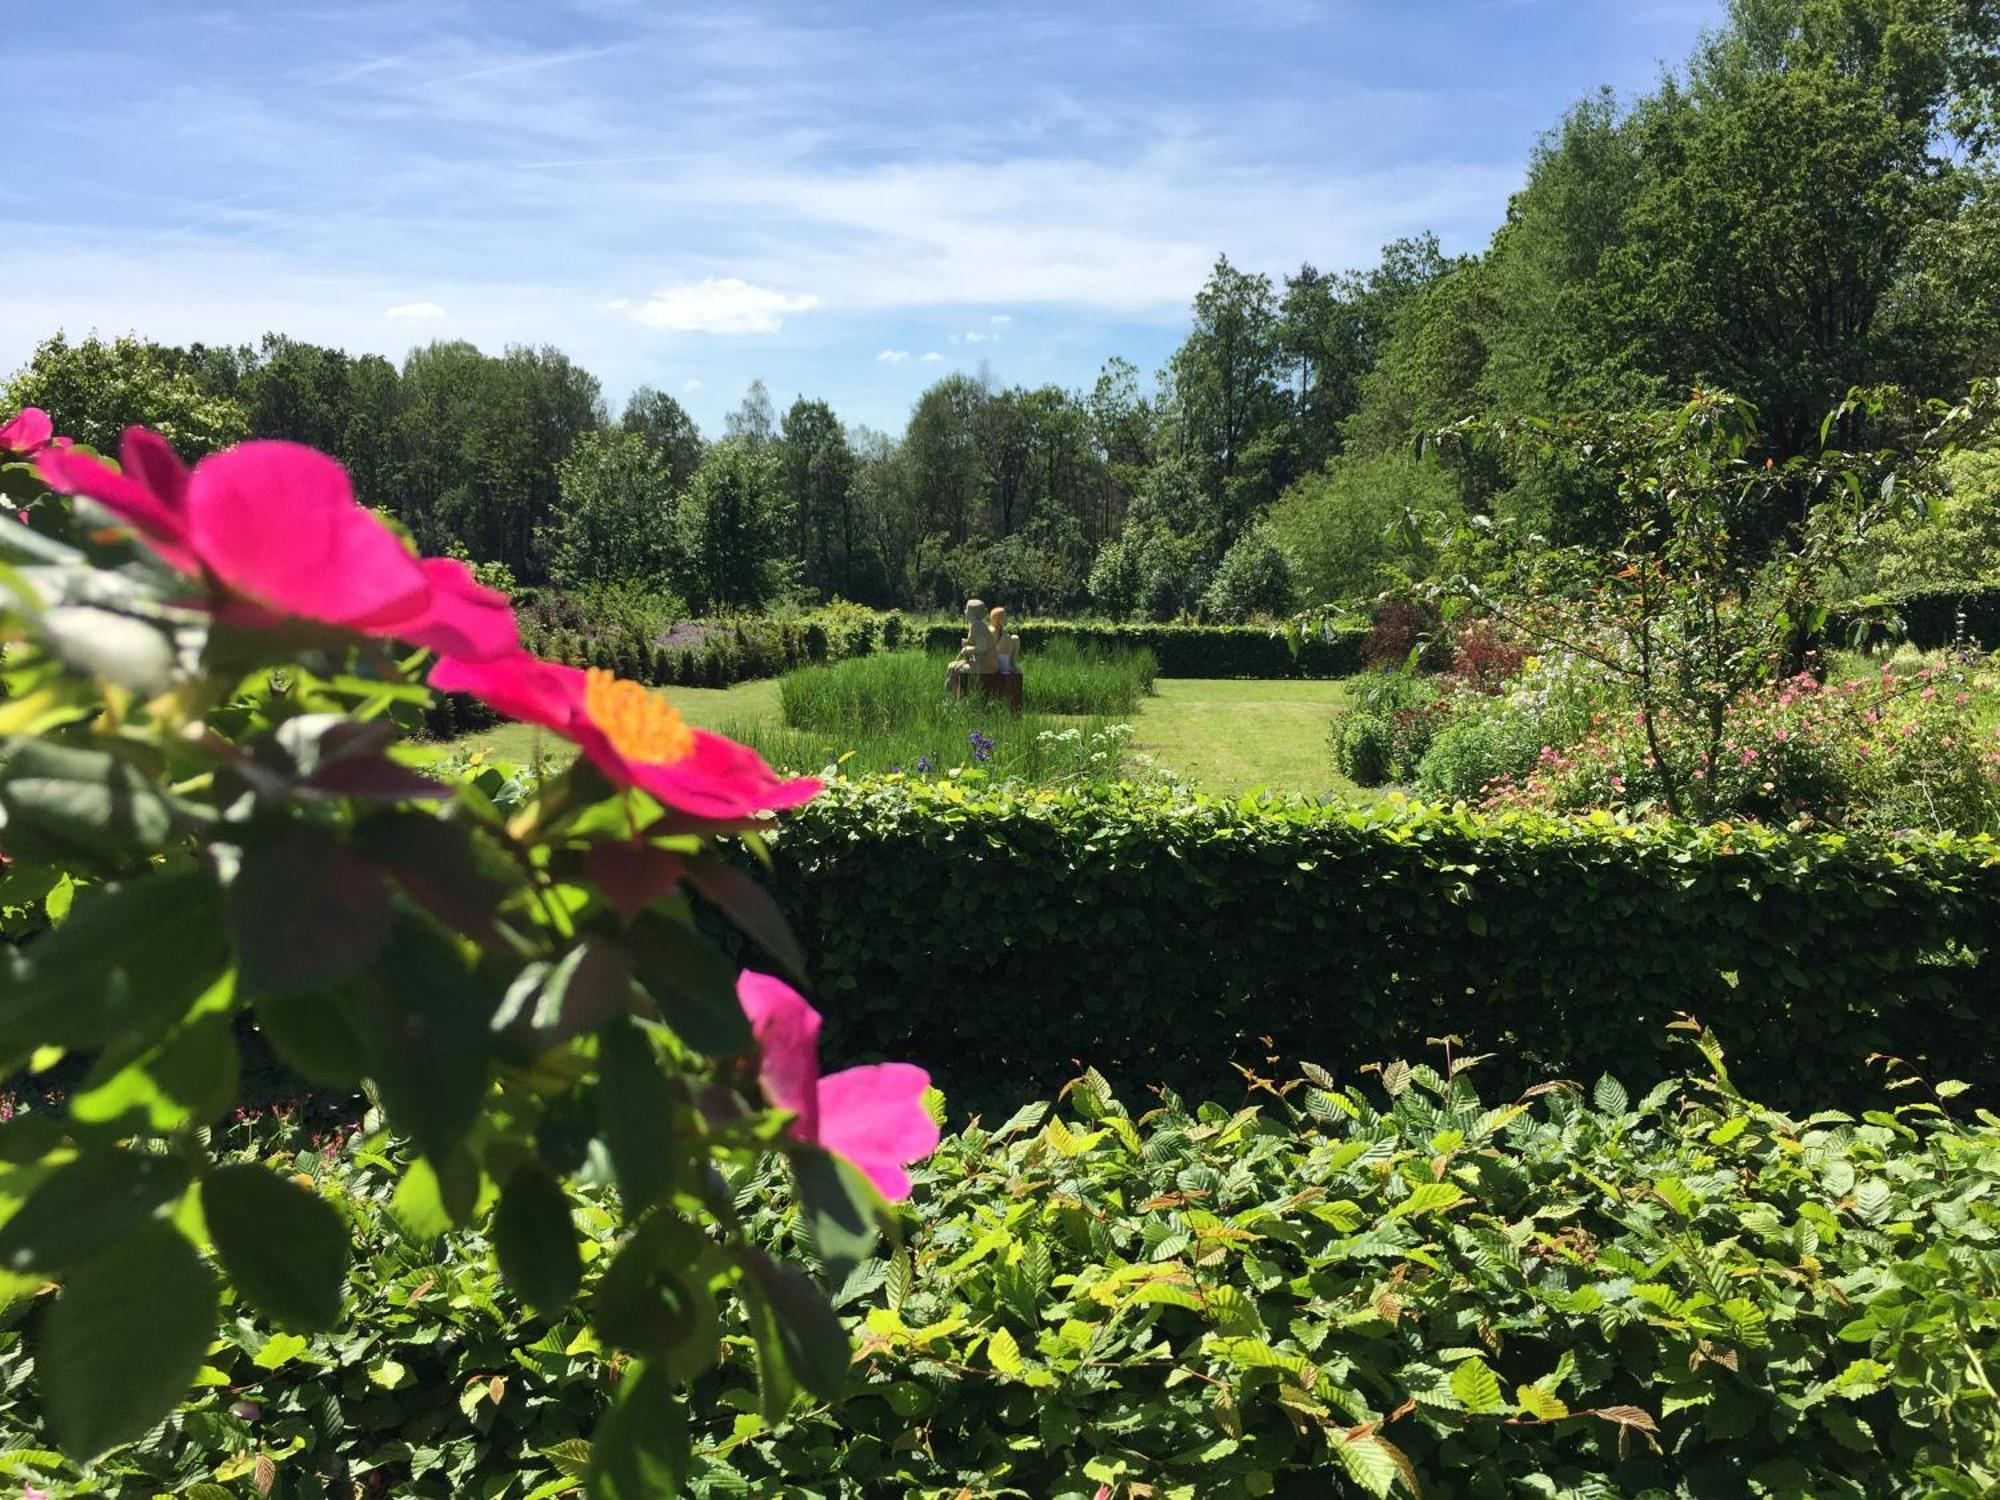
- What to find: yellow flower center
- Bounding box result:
[583,669,695,765]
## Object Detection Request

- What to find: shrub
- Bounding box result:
[757,779,2000,1109]
[1200,524,1297,622]
[1333,708,1396,785]
[1484,654,2000,835]
[8,1037,1997,1497]
[1329,670,1450,784]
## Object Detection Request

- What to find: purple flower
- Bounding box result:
[915,754,933,772]
[969,730,994,763]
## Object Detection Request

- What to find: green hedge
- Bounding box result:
[757,781,2000,1109]
[920,620,1364,678]
[1831,580,2000,651]
[10,1044,1994,1496]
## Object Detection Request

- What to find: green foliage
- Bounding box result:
[675,440,794,612]
[1265,452,1458,606]
[780,642,1155,730]
[541,428,681,590]
[918,620,1364,678]
[1329,670,1449,786]
[5,334,248,458]
[1199,525,1296,622]
[1844,443,2000,593]
[0,431,879,1491]
[758,777,2000,1107]
[6,1040,1999,1496]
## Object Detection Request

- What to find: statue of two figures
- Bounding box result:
[946,598,1024,710]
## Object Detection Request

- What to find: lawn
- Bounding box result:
[437,673,1358,798]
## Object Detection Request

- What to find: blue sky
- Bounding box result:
[7,0,1720,434]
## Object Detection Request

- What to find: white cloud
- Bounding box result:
[875,348,911,363]
[624,277,820,335]
[385,301,446,320]
[920,351,944,363]
[989,314,1013,326]
[682,377,705,392]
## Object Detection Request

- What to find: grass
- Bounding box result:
[778,641,1156,731]
[437,671,1359,798]
[1128,678,1356,797]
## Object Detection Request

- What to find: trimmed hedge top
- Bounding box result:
[919,620,1365,678]
[754,779,2000,1108]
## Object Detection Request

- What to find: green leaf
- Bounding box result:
[986,1326,1022,1376]
[0,872,227,1052]
[42,1222,217,1460]
[623,912,751,1055]
[1853,1179,1892,1226]
[1592,1075,1628,1115]
[596,1019,681,1217]
[228,822,392,997]
[352,922,495,1165]
[492,1160,582,1319]
[390,1157,454,1243]
[1451,1355,1505,1414]
[1384,1181,1466,1219]
[1331,1429,1402,1498]
[1516,1383,1569,1420]
[0,737,178,864]
[594,1215,719,1371]
[684,859,807,979]
[253,985,369,1087]
[252,1331,311,1371]
[586,1360,689,1500]
[203,1164,349,1330]
[71,977,239,1134]
[493,938,635,1053]
[738,1248,851,1402]
[0,1150,191,1275]
[353,811,517,939]
[792,1149,884,1288]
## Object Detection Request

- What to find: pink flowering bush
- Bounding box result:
[0,414,937,1477]
[1481,652,2000,833]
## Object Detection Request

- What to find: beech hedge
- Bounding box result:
[754,781,2000,1108]
[1831,580,2000,651]
[920,620,1365,678]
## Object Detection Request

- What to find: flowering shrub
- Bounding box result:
[1330,670,1451,786]
[0,414,937,1479]
[1482,652,2000,834]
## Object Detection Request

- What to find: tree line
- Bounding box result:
[9,0,1997,621]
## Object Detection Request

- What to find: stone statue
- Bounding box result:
[989,606,1023,675]
[946,597,995,686]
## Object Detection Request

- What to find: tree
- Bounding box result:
[541,428,681,590]
[676,440,792,610]
[903,375,987,551]
[1090,456,1224,620]
[778,397,858,599]
[1167,256,1286,525]
[5,333,247,457]
[1265,453,1458,606]
[620,386,706,493]
[724,380,777,448]
[1201,526,1296,621]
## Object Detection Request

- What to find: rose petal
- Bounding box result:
[185,441,428,629]
[737,971,823,1139]
[817,1063,938,1201]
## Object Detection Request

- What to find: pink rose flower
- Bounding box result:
[0,407,54,455]
[737,971,939,1201]
[38,431,516,660]
[431,651,819,822]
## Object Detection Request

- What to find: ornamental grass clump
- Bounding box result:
[0,413,937,1485]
